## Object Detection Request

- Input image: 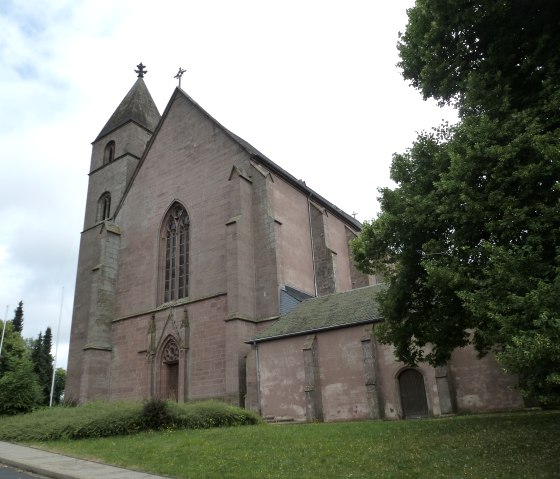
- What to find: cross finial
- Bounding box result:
[174,67,186,87]
[135,62,147,78]
[352,211,358,219]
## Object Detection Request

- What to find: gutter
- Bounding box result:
[246,318,383,345]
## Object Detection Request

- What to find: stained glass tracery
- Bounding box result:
[163,204,190,302]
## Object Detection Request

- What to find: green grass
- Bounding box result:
[25,411,560,479]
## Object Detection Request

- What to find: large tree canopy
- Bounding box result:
[398,0,560,117]
[352,0,560,403]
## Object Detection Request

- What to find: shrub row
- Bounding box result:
[0,399,261,442]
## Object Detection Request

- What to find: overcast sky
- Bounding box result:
[0,0,456,370]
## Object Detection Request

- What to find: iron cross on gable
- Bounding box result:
[175,67,186,87]
[135,62,147,78]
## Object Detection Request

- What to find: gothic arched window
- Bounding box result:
[97,192,111,221]
[161,203,190,302]
[103,140,115,165]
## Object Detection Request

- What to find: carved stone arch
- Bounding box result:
[157,334,180,401]
[157,201,191,304]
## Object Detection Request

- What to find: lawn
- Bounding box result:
[31,410,560,479]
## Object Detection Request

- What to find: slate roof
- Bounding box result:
[283,285,313,303]
[95,78,161,142]
[251,284,386,343]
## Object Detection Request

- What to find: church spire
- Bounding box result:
[94,63,161,142]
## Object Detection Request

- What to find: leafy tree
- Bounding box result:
[0,320,26,376]
[352,0,560,403]
[53,367,66,405]
[0,355,43,416]
[11,301,24,333]
[0,321,42,415]
[30,328,55,405]
[398,0,560,118]
[30,332,43,375]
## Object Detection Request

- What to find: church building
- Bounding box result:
[66,65,525,421]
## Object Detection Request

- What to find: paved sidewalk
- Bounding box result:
[0,442,169,479]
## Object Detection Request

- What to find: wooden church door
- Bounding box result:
[165,363,179,401]
[398,369,429,419]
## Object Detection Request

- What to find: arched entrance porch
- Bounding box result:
[159,337,179,401]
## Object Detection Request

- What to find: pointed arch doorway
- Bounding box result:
[159,337,179,401]
[398,369,429,419]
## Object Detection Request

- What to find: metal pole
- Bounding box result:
[0,305,9,365]
[49,287,64,407]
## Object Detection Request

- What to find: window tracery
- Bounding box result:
[162,203,190,302]
[162,338,179,364]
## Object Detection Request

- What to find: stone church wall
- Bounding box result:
[273,177,316,297]
[272,175,367,298]
[450,345,524,412]
[315,327,371,421]
[109,315,152,399]
[109,295,232,402]
[66,226,102,400]
[323,213,362,293]
[376,343,442,419]
[113,93,247,317]
[255,324,525,422]
[256,326,378,422]
[75,91,258,403]
[256,336,307,421]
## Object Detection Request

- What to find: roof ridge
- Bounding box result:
[113,86,362,229]
[169,88,362,229]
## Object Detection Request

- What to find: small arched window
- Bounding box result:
[103,141,115,165]
[161,203,190,302]
[97,192,111,221]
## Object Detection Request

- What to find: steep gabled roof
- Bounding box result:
[95,78,161,142]
[113,86,362,230]
[169,87,361,229]
[250,284,386,343]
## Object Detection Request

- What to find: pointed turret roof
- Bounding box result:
[95,77,161,142]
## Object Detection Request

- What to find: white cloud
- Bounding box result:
[0,0,457,370]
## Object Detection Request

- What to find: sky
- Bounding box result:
[0,0,457,370]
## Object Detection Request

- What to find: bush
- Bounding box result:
[170,401,261,429]
[0,399,262,441]
[0,356,43,416]
[141,398,174,430]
